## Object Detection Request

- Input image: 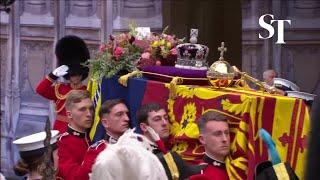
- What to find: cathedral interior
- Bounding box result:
[1,0,320,178]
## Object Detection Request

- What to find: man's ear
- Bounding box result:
[100,115,109,128]
[66,111,72,119]
[199,134,205,145]
[140,123,148,133]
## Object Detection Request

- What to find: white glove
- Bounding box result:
[52,65,69,77]
[146,126,160,141]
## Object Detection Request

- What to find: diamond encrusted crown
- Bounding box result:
[175,29,209,70]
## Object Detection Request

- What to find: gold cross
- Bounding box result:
[218,42,227,60]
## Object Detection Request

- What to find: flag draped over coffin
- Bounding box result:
[88,77,309,180]
[87,77,169,142]
[165,85,309,180]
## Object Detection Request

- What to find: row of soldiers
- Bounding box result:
[13,90,230,180]
[11,35,230,180]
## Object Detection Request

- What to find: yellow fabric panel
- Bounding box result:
[271,97,309,179]
[87,79,102,140]
[272,97,295,157]
[295,108,309,179]
[273,163,290,180]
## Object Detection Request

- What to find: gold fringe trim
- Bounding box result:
[118,70,143,87]
[169,77,183,99]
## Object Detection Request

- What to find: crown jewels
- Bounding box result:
[175,29,209,70]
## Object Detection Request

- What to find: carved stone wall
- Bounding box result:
[0,0,162,176]
[242,0,320,93]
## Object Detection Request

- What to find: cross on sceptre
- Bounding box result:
[218,42,227,60]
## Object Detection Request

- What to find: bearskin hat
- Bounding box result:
[55,35,90,81]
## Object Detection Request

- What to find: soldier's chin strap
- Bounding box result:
[163,152,180,180]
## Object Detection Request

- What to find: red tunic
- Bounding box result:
[36,75,86,133]
[189,154,229,180]
[79,140,108,180]
[56,126,91,180]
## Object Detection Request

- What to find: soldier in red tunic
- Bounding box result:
[36,35,90,133]
[66,99,130,180]
[190,111,230,180]
[56,90,94,180]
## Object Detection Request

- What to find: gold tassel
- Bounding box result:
[118,70,142,87]
[169,77,183,99]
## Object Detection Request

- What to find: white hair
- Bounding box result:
[263,69,276,80]
[90,129,168,180]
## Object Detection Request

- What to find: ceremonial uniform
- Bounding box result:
[56,125,91,180]
[37,35,90,134]
[104,133,119,144]
[150,139,167,154]
[36,74,86,133]
[189,154,229,180]
[156,151,204,180]
[70,133,113,180]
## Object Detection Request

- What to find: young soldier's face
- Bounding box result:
[200,120,230,161]
[147,109,170,140]
[67,98,94,131]
[103,103,130,137]
[69,75,82,85]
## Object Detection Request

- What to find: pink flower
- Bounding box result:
[114,47,123,58]
[164,35,174,42]
[141,52,151,59]
[133,39,150,50]
[170,48,177,55]
[155,60,162,66]
[99,44,107,52]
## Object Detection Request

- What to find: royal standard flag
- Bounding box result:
[89,77,309,179]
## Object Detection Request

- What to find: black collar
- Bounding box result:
[67,125,86,138]
[203,154,226,169]
[150,143,161,154]
[104,133,118,144]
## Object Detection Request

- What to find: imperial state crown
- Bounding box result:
[175,29,209,70]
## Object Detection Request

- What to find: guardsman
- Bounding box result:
[36,35,90,133]
[56,90,93,180]
[190,111,230,180]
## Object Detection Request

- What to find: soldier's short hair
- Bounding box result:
[136,103,163,125]
[65,90,90,110]
[99,99,126,117]
[198,111,228,133]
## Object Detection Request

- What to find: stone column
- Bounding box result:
[1,0,21,176]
